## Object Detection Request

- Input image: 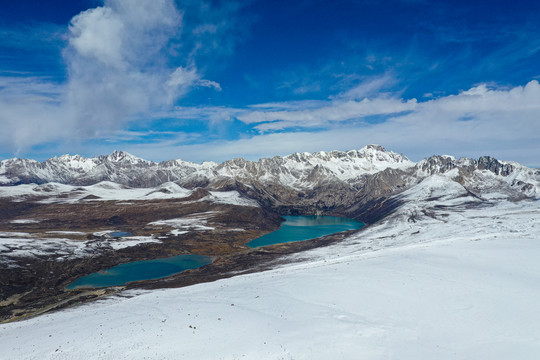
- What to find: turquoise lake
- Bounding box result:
[246,215,365,248]
[67,216,363,289]
[66,254,213,290]
[108,231,131,237]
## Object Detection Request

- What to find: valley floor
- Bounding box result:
[1,198,539,359]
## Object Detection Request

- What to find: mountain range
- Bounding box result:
[1,145,538,223]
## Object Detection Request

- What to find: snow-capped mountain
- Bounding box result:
[415,154,540,199]
[1,145,538,223]
[0,145,411,188]
[0,150,219,188]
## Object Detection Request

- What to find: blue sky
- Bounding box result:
[1,0,539,165]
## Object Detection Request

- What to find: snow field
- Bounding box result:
[0,181,259,208]
[0,232,161,264]
[1,197,539,359]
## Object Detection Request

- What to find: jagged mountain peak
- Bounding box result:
[417,154,517,177]
[56,154,83,160]
[102,150,148,164]
[356,144,410,163]
[284,144,410,165]
[47,154,98,170]
[476,156,515,176]
[364,144,386,151]
[417,155,459,174]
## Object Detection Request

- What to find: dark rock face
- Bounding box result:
[477,156,514,176]
[418,155,458,174]
[417,155,516,177]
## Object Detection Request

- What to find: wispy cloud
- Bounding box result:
[0,76,63,102]
[237,76,418,131]
[0,22,65,50]
[333,72,397,100]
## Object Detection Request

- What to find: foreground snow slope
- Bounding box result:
[1,190,539,359]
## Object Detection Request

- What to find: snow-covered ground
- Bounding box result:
[148,212,217,232]
[0,181,259,207]
[0,181,192,203]
[0,232,161,266]
[9,219,41,224]
[107,236,161,250]
[1,176,539,359]
[0,235,92,264]
[206,191,260,207]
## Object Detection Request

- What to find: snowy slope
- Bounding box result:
[1,180,539,359]
[416,155,540,199]
[0,181,257,207]
[0,233,161,267]
[0,181,191,203]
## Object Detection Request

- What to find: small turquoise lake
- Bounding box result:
[247,215,364,248]
[108,231,131,237]
[66,254,213,290]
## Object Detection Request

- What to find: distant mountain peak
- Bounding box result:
[363,144,387,152]
[105,150,147,164]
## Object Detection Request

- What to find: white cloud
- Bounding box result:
[0,0,221,153]
[63,0,190,136]
[142,80,540,167]
[196,79,222,91]
[0,76,62,102]
[237,97,418,131]
[68,6,126,68]
[166,67,200,99]
[235,80,540,132]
